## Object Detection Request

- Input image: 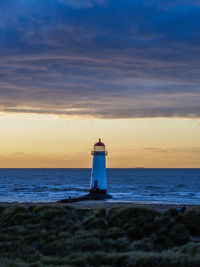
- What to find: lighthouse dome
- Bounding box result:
[95,138,105,146]
[93,138,106,152]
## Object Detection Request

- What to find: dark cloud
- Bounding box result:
[0,0,200,118]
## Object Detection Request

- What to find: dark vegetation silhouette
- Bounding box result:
[0,205,200,266]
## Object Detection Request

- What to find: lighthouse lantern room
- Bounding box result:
[90,139,108,194]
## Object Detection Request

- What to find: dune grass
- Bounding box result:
[0,204,200,266]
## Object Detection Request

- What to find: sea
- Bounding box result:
[0,168,200,204]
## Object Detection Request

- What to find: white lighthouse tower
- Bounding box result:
[58,138,111,203]
[90,139,108,194]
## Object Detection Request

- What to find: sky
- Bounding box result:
[0,0,200,168]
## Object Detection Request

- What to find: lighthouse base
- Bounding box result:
[58,191,112,203]
[89,188,107,194]
[82,191,112,200]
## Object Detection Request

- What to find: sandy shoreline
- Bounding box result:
[65,201,200,212]
[0,200,199,212]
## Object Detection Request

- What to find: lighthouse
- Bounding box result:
[58,138,112,203]
[90,139,108,194]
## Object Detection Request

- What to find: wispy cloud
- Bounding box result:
[143,147,200,154]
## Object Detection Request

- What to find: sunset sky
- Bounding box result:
[0,0,200,168]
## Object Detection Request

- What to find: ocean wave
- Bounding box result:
[144,185,161,189]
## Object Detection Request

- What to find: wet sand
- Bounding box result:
[0,200,199,212]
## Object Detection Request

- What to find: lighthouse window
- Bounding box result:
[94,146,105,152]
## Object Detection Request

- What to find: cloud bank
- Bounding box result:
[0,0,200,118]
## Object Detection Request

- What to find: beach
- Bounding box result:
[63,200,200,212]
[0,200,199,213]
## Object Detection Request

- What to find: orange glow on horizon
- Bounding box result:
[0,113,199,168]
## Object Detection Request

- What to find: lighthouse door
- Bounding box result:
[94,180,98,189]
